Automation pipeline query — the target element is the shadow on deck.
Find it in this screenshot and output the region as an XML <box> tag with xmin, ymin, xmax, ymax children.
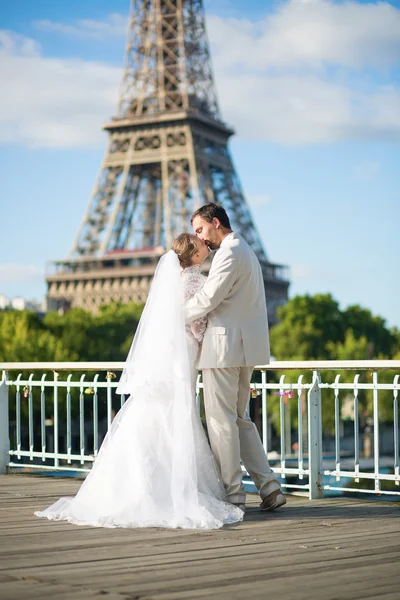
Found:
<box><xmin>1</xmin><ymin>474</ymin><xmax>399</xmax><ymax>600</ymax></box>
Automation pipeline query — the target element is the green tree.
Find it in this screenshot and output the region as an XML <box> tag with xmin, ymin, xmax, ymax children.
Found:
<box><xmin>89</xmin><ymin>301</ymin><xmax>143</xmax><ymax>360</ymax></box>
<box><xmin>0</xmin><ymin>310</ymin><xmax>72</xmax><ymax>425</ymax></box>
<box><xmin>43</xmin><ymin>301</ymin><xmax>143</xmax><ymax>361</ymax></box>
<box><xmin>0</xmin><ymin>310</ymin><xmax>69</xmax><ymax>362</ymax></box>
<box><xmin>270</xmin><ymin>293</ymin><xmax>344</xmax><ymax>360</ymax></box>
<box><xmin>342</xmin><ymin>305</ymin><xmax>398</xmax><ymax>358</ymax></box>
<box><xmin>268</xmin><ymin>295</ymin><xmax>398</xmax><ymax>433</ymax></box>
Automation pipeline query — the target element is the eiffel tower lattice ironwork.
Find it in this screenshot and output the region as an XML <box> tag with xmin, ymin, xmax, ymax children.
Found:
<box><xmin>46</xmin><ymin>0</ymin><xmax>289</xmax><ymax>322</ymax></box>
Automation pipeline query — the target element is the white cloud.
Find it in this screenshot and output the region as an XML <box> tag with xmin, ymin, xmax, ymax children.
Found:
<box><xmin>0</xmin><ymin>264</ymin><xmax>43</xmax><ymax>284</ymax></box>
<box><xmin>33</xmin><ymin>14</ymin><xmax>128</xmax><ymax>40</ymax></box>
<box><xmin>208</xmin><ymin>0</ymin><xmax>400</xmax><ymax>70</ymax></box>
<box><xmin>1</xmin><ymin>1</ymin><xmax>400</xmax><ymax>149</ymax></box>
<box><xmin>0</xmin><ymin>30</ymin><xmax>121</xmax><ymax>148</ymax></box>
<box><xmin>0</xmin><ymin>30</ymin><xmax>41</xmax><ymax>57</ymax></box>
<box><xmin>215</xmin><ymin>71</ymin><xmax>400</xmax><ymax>144</ymax></box>
<box><xmin>30</xmin><ymin>2</ymin><xmax>400</xmax><ymax>70</ymax></box>
<box><xmin>206</xmin><ymin>0</ymin><xmax>400</xmax><ymax>145</ymax></box>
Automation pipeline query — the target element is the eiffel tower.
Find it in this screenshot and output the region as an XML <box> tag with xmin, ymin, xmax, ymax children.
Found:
<box><xmin>46</xmin><ymin>0</ymin><xmax>289</xmax><ymax>323</ymax></box>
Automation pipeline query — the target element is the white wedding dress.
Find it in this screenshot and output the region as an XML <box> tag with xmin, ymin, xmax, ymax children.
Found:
<box><xmin>35</xmin><ymin>251</ymin><xmax>243</xmax><ymax>530</ymax></box>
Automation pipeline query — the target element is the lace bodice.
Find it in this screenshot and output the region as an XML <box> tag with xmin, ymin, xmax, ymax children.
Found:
<box><xmin>181</xmin><ymin>265</ymin><xmax>208</xmax><ymax>343</ymax></box>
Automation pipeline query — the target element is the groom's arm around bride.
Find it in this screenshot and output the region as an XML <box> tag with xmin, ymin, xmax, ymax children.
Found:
<box><xmin>184</xmin><ymin>203</ymin><xmax>286</xmax><ymax>512</ymax></box>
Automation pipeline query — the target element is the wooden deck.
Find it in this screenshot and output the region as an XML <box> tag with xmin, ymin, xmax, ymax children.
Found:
<box><xmin>1</xmin><ymin>474</ymin><xmax>399</xmax><ymax>600</ymax></box>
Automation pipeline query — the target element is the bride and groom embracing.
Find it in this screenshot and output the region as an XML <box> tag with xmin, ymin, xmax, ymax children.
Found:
<box><xmin>35</xmin><ymin>203</ymin><xmax>286</xmax><ymax>530</ymax></box>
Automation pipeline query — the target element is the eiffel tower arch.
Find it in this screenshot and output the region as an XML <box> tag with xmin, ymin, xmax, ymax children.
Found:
<box><xmin>46</xmin><ymin>0</ymin><xmax>289</xmax><ymax>323</ymax></box>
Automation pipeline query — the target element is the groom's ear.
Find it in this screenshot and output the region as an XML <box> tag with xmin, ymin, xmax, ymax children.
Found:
<box><xmin>213</xmin><ymin>217</ymin><xmax>221</xmax><ymax>229</ymax></box>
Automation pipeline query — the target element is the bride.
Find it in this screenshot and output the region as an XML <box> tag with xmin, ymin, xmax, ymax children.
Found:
<box><xmin>35</xmin><ymin>234</ymin><xmax>244</xmax><ymax>530</ymax></box>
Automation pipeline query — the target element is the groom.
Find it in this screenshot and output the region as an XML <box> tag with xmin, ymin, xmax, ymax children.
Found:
<box><xmin>184</xmin><ymin>203</ymin><xmax>286</xmax><ymax>512</ymax></box>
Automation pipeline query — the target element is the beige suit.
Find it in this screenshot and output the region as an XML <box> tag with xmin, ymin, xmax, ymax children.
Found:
<box><xmin>185</xmin><ymin>232</ymin><xmax>280</xmax><ymax>504</ymax></box>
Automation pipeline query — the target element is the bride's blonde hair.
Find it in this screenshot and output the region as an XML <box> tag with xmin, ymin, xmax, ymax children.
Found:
<box><xmin>172</xmin><ymin>233</ymin><xmax>197</xmax><ymax>269</ymax></box>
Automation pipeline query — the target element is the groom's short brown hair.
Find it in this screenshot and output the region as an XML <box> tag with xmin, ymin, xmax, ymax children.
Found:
<box><xmin>191</xmin><ymin>203</ymin><xmax>231</xmax><ymax>229</ymax></box>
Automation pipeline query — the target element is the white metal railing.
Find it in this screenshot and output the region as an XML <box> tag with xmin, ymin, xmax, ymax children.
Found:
<box><xmin>1</xmin><ymin>361</ymin><xmax>399</xmax><ymax>499</ymax></box>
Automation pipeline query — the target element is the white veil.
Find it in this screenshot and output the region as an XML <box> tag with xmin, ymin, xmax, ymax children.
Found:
<box><xmin>116</xmin><ymin>249</ymin><xmax>200</xmax><ymax>517</ymax></box>
<box><xmin>117</xmin><ymin>250</ymin><xmax>188</xmax><ymax>399</ymax></box>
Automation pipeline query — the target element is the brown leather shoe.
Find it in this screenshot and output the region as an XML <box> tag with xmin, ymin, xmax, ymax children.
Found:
<box><xmin>260</xmin><ymin>490</ymin><xmax>287</xmax><ymax>511</ymax></box>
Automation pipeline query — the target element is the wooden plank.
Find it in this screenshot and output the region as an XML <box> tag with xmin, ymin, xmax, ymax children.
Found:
<box><xmin>0</xmin><ymin>578</ymin><xmax>126</xmax><ymax>600</ymax></box>
<box><xmin>0</xmin><ymin>475</ymin><xmax>399</xmax><ymax>600</ymax></box>
<box><xmin>2</xmin><ymin>526</ymin><xmax>400</xmax><ymax>569</ymax></box>
<box><xmin>3</xmin><ymin>542</ymin><xmax>399</xmax><ymax>593</ymax></box>
<box><xmin>2</xmin><ymin>525</ymin><xmax>398</xmax><ymax>561</ymax></box>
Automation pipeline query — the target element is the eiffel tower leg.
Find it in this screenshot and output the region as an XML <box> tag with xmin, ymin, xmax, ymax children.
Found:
<box><xmin>187</xmin><ymin>130</ymin><xmax>202</xmax><ymax>210</ymax></box>
<box><xmin>202</xmin><ymin>169</ymin><xmax>215</xmax><ymax>204</ymax></box>
<box><xmin>69</xmin><ymin>165</ymin><xmax>123</xmax><ymax>257</ymax></box>
<box><xmin>112</xmin><ymin>162</ymin><xmax>162</xmax><ymax>251</ymax></box>
<box><xmin>99</xmin><ymin>162</ymin><xmax>132</xmax><ymax>255</ymax></box>
<box><xmin>154</xmin><ymin>184</ymin><xmax>162</xmax><ymax>246</ymax></box>
<box><xmin>116</xmin><ymin>171</ymin><xmax>141</xmax><ymax>248</ymax></box>
<box><xmin>167</xmin><ymin>156</ymin><xmax>200</xmax><ymax>240</ymax></box>
<box><xmin>222</xmin><ymin>167</ymin><xmax>265</xmax><ymax>255</ymax></box>
<box><xmin>161</xmin><ymin>157</ymin><xmax>172</xmax><ymax>248</ymax></box>
<box><xmin>68</xmin><ymin>157</ymin><xmax>105</xmax><ymax>259</ymax></box>
<box><xmin>69</xmin><ymin>156</ymin><xmax>118</xmax><ymax>257</ymax></box>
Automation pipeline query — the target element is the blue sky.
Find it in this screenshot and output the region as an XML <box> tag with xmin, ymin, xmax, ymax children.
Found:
<box><xmin>0</xmin><ymin>0</ymin><xmax>399</xmax><ymax>328</ymax></box>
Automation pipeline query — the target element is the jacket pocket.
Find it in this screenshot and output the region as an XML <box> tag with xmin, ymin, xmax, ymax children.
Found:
<box><xmin>207</xmin><ymin>326</ymin><xmax>226</xmax><ymax>335</ymax></box>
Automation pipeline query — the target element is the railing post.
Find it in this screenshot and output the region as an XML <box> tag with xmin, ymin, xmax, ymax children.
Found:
<box><xmin>308</xmin><ymin>370</ymin><xmax>323</xmax><ymax>499</ymax></box>
<box><xmin>0</xmin><ymin>371</ymin><xmax>10</xmax><ymax>474</ymax></box>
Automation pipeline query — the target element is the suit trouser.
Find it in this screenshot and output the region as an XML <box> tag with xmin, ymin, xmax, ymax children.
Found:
<box><xmin>202</xmin><ymin>366</ymin><xmax>280</xmax><ymax>504</ymax></box>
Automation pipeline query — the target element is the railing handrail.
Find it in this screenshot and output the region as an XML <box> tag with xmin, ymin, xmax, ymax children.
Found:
<box><xmin>1</xmin><ymin>360</ymin><xmax>400</xmax><ymax>371</ymax></box>
<box><xmin>2</xmin><ymin>360</ymin><xmax>399</xmax><ymax>497</ymax></box>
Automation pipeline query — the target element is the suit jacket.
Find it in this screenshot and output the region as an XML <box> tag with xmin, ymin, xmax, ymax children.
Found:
<box><xmin>184</xmin><ymin>232</ymin><xmax>270</xmax><ymax>369</ymax></box>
